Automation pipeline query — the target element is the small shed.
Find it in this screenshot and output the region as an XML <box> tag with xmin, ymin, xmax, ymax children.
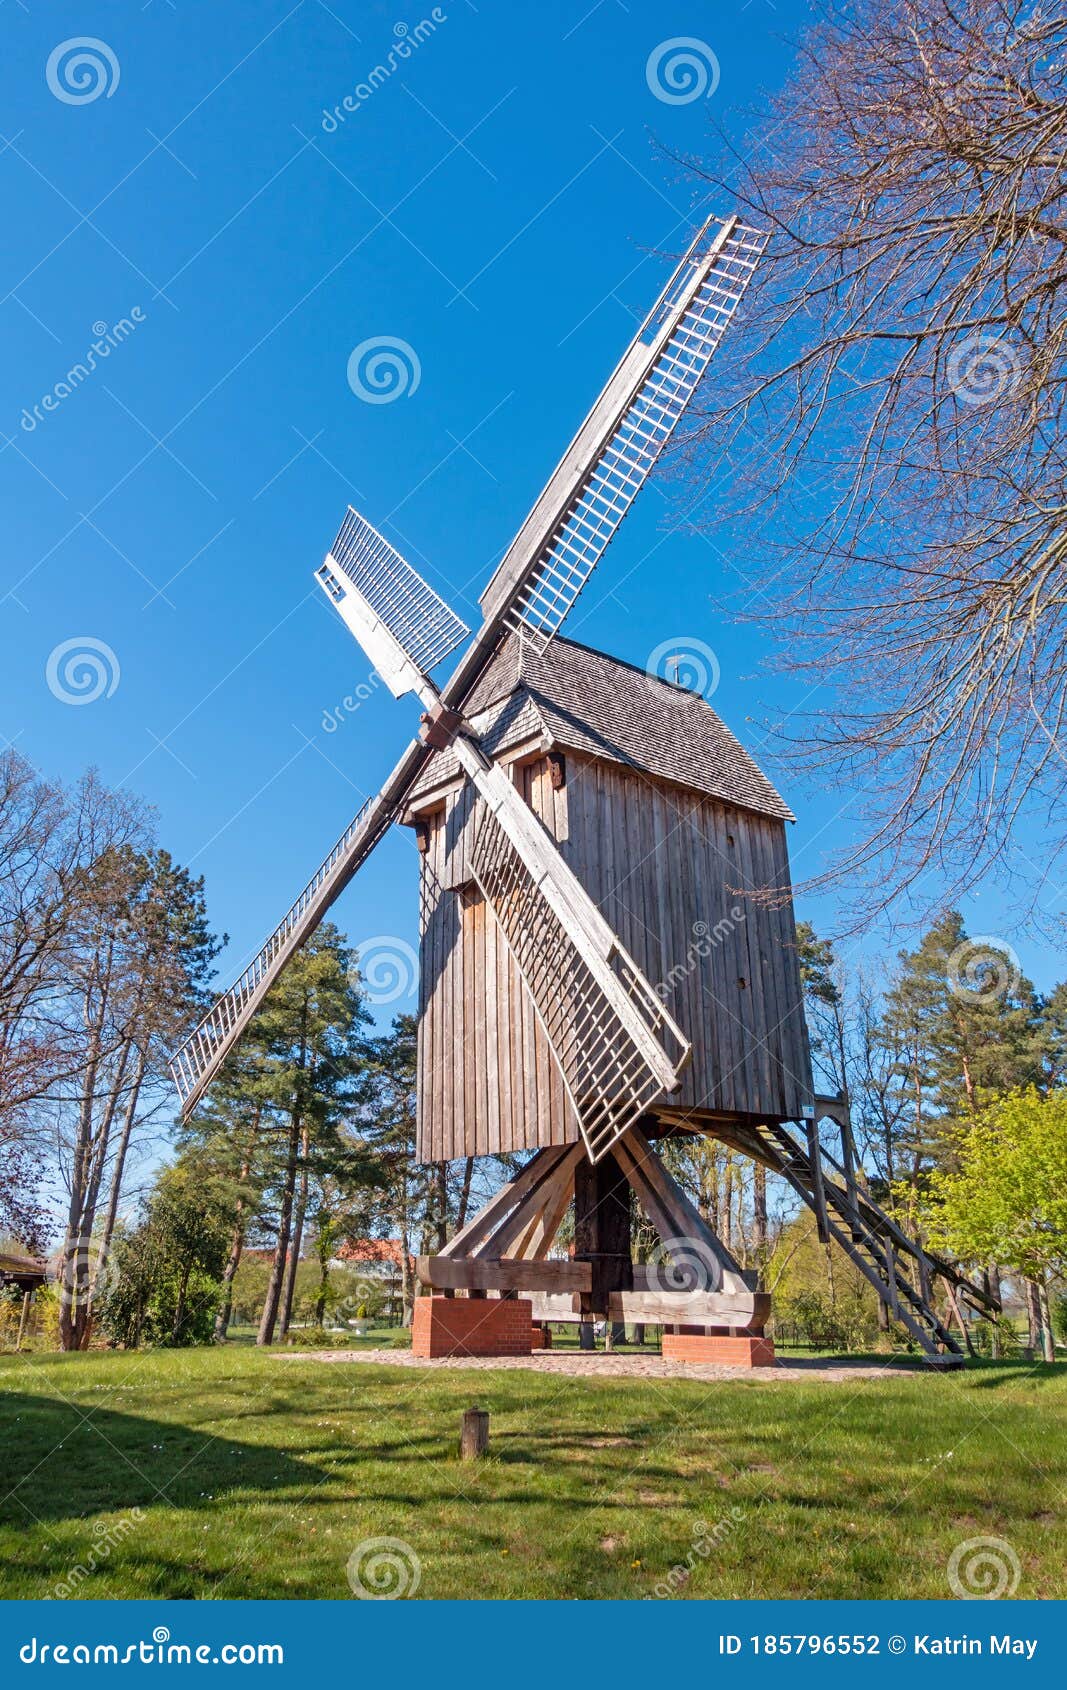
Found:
<box><xmin>404</xmin><ymin>636</ymin><xmax>813</xmax><ymax>1163</ymax></box>
<box><xmin>1</xmin><ymin>1250</ymin><xmax>50</xmax><ymax>1350</ymax></box>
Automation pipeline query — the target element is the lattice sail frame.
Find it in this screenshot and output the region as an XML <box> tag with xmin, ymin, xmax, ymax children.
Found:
<box><xmin>317</xmin><ymin>507</ymin><xmax>469</xmax><ymax>697</ymax></box>
<box><xmin>169</xmin><ymin>794</ymin><xmax>395</xmax><ymax>1112</ymax></box>
<box><xmin>468</xmin><ymin>796</ymin><xmax>690</xmax><ymax>1163</ymax></box>
<box><xmin>500</xmin><ymin>220</ymin><xmax>768</xmax><ymax>649</ymax></box>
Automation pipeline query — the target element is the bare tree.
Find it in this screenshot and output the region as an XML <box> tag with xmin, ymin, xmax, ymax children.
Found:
<box><xmin>0</xmin><ymin>753</ymin><xmax>146</xmax><ymax>1138</ymax></box>
<box><xmin>0</xmin><ymin>755</ymin><xmax>148</xmax><ymax>1250</ymax></box>
<box><xmin>681</xmin><ymin>0</ymin><xmax>1067</xmax><ymax>919</ymax></box>
<box><xmin>52</xmin><ymin>845</ymin><xmax>219</xmax><ymax>1348</ymax></box>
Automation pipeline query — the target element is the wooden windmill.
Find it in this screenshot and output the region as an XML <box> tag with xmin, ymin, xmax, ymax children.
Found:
<box><xmin>170</xmin><ymin>217</ymin><xmax>993</xmax><ymax>1364</ymax></box>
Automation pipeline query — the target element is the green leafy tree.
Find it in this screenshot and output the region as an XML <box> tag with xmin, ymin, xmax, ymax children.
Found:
<box><xmin>1038</xmin><ymin>983</ymin><xmax>1067</xmax><ymax>1091</ymax></box>
<box><xmin>927</xmin><ymin>1089</ymin><xmax>1067</xmax><ymax>1363</ymax></box>
<box><xmin>361</xmin><ymin>1015</ymin><xmax>422</xmax><ymax>1324</ymax></box>
<box><xmin>101</xmin><ymin>1164</ymin><xmax>231</xmax><ymax>1348</ymax></box>
<box><xmin>795</xmin><ymin>921</ymin><xmax>848</xmax><ymax>1100</ymax></box>
<box><xmin>770</xmin><ymin>1212</ymin><xmax>883</xmax><ymax>1353</ymax></box>
<box><xmin>358</xmin><ymin>1016</ymin><xmax>489</xmax><ymax>1324</ymax></box>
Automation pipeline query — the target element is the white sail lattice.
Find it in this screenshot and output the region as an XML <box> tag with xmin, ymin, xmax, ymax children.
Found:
<box><xmin>503</xmin><ymin>221</ymin><xmax>767</xmax><ymax>649</ymax></box>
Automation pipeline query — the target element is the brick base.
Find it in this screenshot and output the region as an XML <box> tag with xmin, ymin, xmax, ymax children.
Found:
<box><xmin>530</xmin><ymin>1324</ymin><xmax>552</xmax><ymax>1350</ymax></box>
<box><xmin>661</xmin><ymin>1333</ymin><xmax>776</xmax><ymax>1368</ymax></box>
<box><xmin>411</xmin><ymin>1296</ymin><xmax>534</xmax><ymax>1358</ymax></box>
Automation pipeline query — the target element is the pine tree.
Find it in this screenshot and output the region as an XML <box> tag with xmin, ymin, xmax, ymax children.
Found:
<box><xmin>879</xmin><ymin>911</ymin><xmax>1042</xmax><ymax>1173</ymax></box>
<box><xmin>243</xmin><ymin>924</ymin><xmax>373</xmax><ymax>1346</ymax></box>
<box><xmin>1037</xmin><ymin>981</ymin><xmax>1067</xmax><ymax>1090</ymax></box>
<box><xmin>361</xmin><ymin>1015</ymin><xmax>422</xmax><ymax>1325</ymax></box>
<box><xmin>176</xmin><ymin>1059</ymin><xmax>265</xmax><ymax>1341</ymax></box>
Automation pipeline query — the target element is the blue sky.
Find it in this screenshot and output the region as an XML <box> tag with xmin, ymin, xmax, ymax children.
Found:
<box><xmin>2</xmin><ymin>0</ymin><xmax>1059</xmax><ymax>1034</ymax></box>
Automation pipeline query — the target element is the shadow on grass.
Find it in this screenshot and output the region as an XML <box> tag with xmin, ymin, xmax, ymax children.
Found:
<box><xmin>776</xmin><ymin>1353</ymin><xmax>1063</xmax><ymax>1384</ymax></box>
<box><xmin>962</xmin><ymin>1357</ymin><xmax>1063</xmax><ymax>1388</ymax></box>
<box><xmin>0</xmin><ymin>1393</ymin><xmax>327</xmax><ymax>1527</ymax></box>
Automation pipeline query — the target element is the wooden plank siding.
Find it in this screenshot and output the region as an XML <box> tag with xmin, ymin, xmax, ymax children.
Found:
<box><xmin>410</xmin><ymin>751</ymin><xmax>812</xmax><ymax>1162</ymax></box>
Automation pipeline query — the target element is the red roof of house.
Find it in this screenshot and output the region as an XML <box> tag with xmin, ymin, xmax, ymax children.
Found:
<box><xmin>338</xmin><ymin>1238</ymin><xmax>408</xmax><ymax>1267</ymax></box>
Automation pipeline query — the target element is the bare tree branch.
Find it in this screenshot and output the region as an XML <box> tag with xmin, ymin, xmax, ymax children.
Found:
<box><xmin>675</xmin><ymin>0</ymin><xmax>1067</xmax><ymax>923</ymax></box>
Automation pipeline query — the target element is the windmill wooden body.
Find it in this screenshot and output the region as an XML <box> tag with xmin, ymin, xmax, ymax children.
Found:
<box><xmin>170</xmin><ymin>217</ymin><xmax>994</xmax><ymax>1364</ymax></box>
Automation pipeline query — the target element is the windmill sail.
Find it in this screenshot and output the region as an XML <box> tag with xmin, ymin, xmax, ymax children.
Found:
<box><xmin>476</xmin><ymin>216</ymin><xmax>767</xmax><ymax>653</ymax></box>
<box><xmin>317</xmin><ymin>508</ymin><xmax>469</xmax><ymax>701</ymax></box>
<box><xmin>456</xmin><ymin>740</ymin><xmax>691</xmax><ymax>1163</ymax></box>
<box><xmin>169</xmin><ymin>739</ymin><xmax>427</xmax><ymax>1118</ymax></box>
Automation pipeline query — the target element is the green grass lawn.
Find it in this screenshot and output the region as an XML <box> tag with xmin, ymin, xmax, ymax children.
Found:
<box><xmin>0</xmin><ymin>1346</ymin><xmax>1061</xmax><ymax>1600</ymax></box>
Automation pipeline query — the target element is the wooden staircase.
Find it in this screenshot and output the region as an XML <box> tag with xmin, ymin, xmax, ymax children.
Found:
<box><xmin>730</xmin><ymin>1116</ymin><xmax>998</xmax><ymax>1360</ymax></box>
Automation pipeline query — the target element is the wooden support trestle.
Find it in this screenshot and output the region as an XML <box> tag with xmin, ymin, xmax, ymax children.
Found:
<box><xmin>414</xmin><ymin>1124</ymin><xmax>774</xmax><ymax>1362</ymax></box>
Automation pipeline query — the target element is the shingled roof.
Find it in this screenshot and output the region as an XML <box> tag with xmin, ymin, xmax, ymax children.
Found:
<box><xmin>411</xmin><ymin>635</ymin><xmax>793</xmax><ymax>821</ymax></box>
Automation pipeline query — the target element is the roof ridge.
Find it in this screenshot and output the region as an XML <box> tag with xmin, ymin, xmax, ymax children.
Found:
<box><xmin>523</xmin><ymin>632</ymin><xmax>704</xmax><ymax>697</ymax></box>
<box><xmin>438</xmin><ymin>632</ymin><xmax>794</xmax><ymax>822</ymax></box>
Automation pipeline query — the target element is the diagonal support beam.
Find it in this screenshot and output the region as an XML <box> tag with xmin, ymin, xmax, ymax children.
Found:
<box><xmin>613</xmin><ymin>1124</ymin><xmax>750</xmax><ymax>1297</ymax></box>
<box><xmin>436</xmin><ymin>1146</ymin><xmax>571</xmax><ymax>1259</ymax></box>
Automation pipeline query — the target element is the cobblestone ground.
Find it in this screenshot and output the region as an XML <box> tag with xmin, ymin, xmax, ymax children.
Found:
<box><xmin>277</xmin><ymin>1348</ymin><xmax>926</xmax><ymax>1383</ymax></box>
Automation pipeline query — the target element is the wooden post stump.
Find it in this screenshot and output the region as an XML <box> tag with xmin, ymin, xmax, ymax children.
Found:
<box><xmin>460</xmin><ymin>1406</ymin><xmax>490</xmax><ymax>1459</ymax></box>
